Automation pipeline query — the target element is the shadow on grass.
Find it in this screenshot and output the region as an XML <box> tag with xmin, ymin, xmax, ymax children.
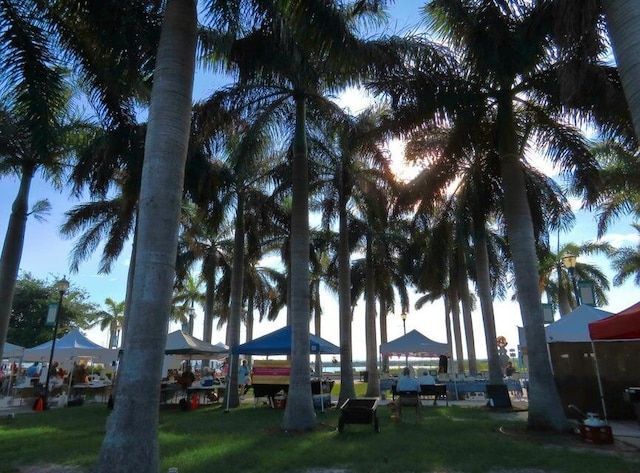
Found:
<box><xmin>1</xmin><ymin>402</ymin><xmax>638</xmax><ymax>473</ymax></box>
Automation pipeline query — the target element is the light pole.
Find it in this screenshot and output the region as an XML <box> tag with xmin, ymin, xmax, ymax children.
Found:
<box><xmin>401</xmin><ymin>311</ymin><xmax>408</xmax><ymax>366</ymax></box>
<box><xmin>43</xmin><ymin>277</ymin><xmax>69</xmax><ymax>409</ymax></box>
<box><xmin>562</xmin><ymin>253</ymin><xmax>580</xmax><ymax>306</ymax></box>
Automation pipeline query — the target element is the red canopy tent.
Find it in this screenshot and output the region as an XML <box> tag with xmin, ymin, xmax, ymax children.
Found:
<box><xmin>588</xmin><ymin>301</ymin><xmax>640</xmax><ymax>340</ymax></box>
<box><xmin>587</xmin><ymin>301</ymin><xmax>640</xmax><ymax>420</ymax></box>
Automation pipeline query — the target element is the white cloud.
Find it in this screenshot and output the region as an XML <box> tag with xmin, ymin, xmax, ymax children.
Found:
<box><xmin>598</xmin><ymin>231</ymin><xmax>640</xmax><ymax>248</ymax></box>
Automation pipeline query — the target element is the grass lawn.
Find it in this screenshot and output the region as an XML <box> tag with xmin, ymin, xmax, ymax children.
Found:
<box><xmin>0</xmin><ymin>396</ymin><xmax>637</xmax><ymax>473</ymax></box>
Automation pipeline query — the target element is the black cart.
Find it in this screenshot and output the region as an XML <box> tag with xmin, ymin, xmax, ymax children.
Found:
<box><xmin>338</xmin><ymin>398</ymin><xmax>379</xmax><ymax>433</ymax></box>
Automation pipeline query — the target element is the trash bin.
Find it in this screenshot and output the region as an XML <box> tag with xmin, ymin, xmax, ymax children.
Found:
<box><xmin>360</xmin><ymin>371</ymin><xmax>368</xmax><ymax>382</ymax></box>
<box><xmin>625</xmin><ymin>387</ymin><xmax>640</xmax><ymax>424</ymax></box>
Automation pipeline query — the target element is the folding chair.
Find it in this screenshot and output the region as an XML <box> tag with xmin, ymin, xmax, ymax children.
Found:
<box><xmin>396</xmin><ymin>390</ymin><xmax>421</xmax><ymax>421</ymax></box>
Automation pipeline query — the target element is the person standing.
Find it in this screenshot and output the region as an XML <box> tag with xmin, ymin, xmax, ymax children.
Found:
<box><xmin>238</xmin><ymin>359</ymin><xmax>251</xmax><ymax>397</ymax></box>
<box><xmin>26</xmin><ymin>362</ymin><xmax>40</xmax><ymax>378</ymax></box>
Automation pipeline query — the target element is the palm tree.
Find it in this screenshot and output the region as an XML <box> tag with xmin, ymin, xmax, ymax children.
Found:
<box><xmin>173</xmin><ymin>272</ymin><xmax>205</xmax><ymax>335</ymax></box>
<box><xmin>205</xmin><ymin>1</ymin><xmax>389</xmax><ymax>430</ymax></box>
<box><xmin>314</xmin><ymin>106</ymin><xmax>395</xmax><ymax>401</ymax></box>
<box><xmin>349</xmin><ymin>178</ymin><xmax>404</xmax><ymax>398</ymax></box>
<box><xmin>176</xmin><ymin>201</ymin><xmax>231</xmax><ymax>344</ymax></box>
<box><xmin>367</xmin><ymin>0</ymin><xmax>624</xmax><ymax>431</ymax></box>
<box><xmin>601</xmin><ymin>0</ymin><xmax>640</xmax><ymax>140</ymax></box>
<box><xmin>96</xmin><ymin>1</ymin><xmax>197</xmax><ymax>471</ymax></box>
<box><xmin>0</xmin><ymin>3</ymin><xmax>73</xmax><ymax>360</ymax></box>
<box><xmin>541</xmin><ymin>242</ymin><xmax>613</xmax><ymax>315</ymax></box>
<box><xmin>91</xmin><ymin>298</ymin><xmax>125</xmax><ymax>349</ymax></box>
<box><xmin>610</xmin><ymin>223</ymin><xmax>640</xmax><ymax>286</ymax></box>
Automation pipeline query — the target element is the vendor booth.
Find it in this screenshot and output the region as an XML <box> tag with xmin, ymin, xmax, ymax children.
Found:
<box><xmin>232</xmin><ymin>326</ymin><xmax>340</xmax><ymax>409</ymax></box>
<box><xmin>164</xmin><ymin>330</ymin><xmax>228</xmax><ymax>357</ymax></box>
<box><xmin>545</xmin><ymin>305</ymin><xmax>613</xmax><ymax>419</ymax></box>
<box><xmin>588</xmin><ymin>302</ymin><xmax>640</xmax><ymax>420</ymax></box>
<box><xmin>23</xmin><ymin>329</ymin><xmax>119</xmax><ymax>369</ymax></box>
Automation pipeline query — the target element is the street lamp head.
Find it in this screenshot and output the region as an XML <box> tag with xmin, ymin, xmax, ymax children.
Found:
<box><xmin>561</xmin><ymin>253</ymin><xmax>577</xmax><ymax>269</ymax></box>
<box><xmin>401</xmin><ymin>311</ymin><xmax>407</xmax><ymax>322</ymax></box>
<box><xmin>57</xmin><ymin>277</ymin><xmax>69</xmax><ymax>294</ymax></box>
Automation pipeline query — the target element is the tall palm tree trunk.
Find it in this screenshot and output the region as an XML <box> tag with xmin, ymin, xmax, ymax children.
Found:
<box><xmin>227</xmin><ymin>193</ymin><xmax>246</xmax><ymax>408</ymax></box>
<box><xmin>246</xmin><ymin>292</ymin><xmax>254</xmax><ymax>366</ymax></box>
<box><xmin>449</xmin><ymin>285</ymin><xmax>465</xmax><ymax>373</ymax></box>
<box><xmin>313</xmin><ymin>283</ymin><xmax>322</xmax><ymax>376</ymax></box>
<box><xmin>379</xmin><ymin>301</ymin><xmax>389</xmax><ymax>374</ymax></box>
<box><xmin>457</xmin><ymin>248</ymin><xmax>477</xmax><ymax>375</ymax></box>
<box><xmin>337</xmin><ymin>178</ymin><xmax>356</xmax><ymax>403</ymax></box>
<box><xmin>473</xmin><ymin>221</ymin><xmax>503</xmax><ymax>385</ymax></box>
<box><xmin>0</xmin><ymin>168</ymin><xmax>33</xmax><ymax>360</ymax></box>
<box><xmin>364</xmin><ymin>236</ymin><xmax>380</xmax><ymax>398</ymax></box>
<box><xmin>443</xmin><ymin>295</ymin><xmax>453</xmax><ymax>371</ymax></box>
<box><xmin>95</xmin><ymin>1</ymin><xmax>197</xmax><ymax>471</ymax></box>
<box><xmin>602</xmin><ymin>0</ymin><xmax>640</xmax><ymax>140</ymax></box>
<box><xmin>282</xmin><ymin>97</ymin><xmax>315</xmax><ymax>431</ymax></box>
<box><xmin>497</xmin><ymin>96</ymin><xmax>568</xmax><ymax>431</ymax></box>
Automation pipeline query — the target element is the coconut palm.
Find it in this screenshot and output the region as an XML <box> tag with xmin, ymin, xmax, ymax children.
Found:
<box><xmin>349</xmin><ymin>177</ymin><xmax>406</xmax><ymax>398</ymax></box>
<box><xmin>314</xmin><ymin>106</ymin><xmax>395</xmax><ymax>401</ymax></box>
<box><xmin>173</xmin><ymin>272</ymin><xmax>205</xmax><ymax>335</ymax></box>
<box><xmin>0</xmin><ymin>98</ymin><xmax>67</xmax><ymax>362</ymax></box>
<box><xmin>91</xmin><ymin>298</ymin><xmax>125</xmax><ymax>349</ymax></box>
<box><xmin>532</xmin><ymin>236</ymin><xmax>613</xmax><ymax>317</ymax></box>
<box><xmin>96</xmin><ymin>1</ymin><xmax>197</xmax><ymax>471</ymax></box>
<box><xmin>203</xmin><ymin>1</ymin><xmax>390</xmax><ymax>429</ymax></box>
<box><xmin>610</xmin><ymin>223</ymin><xmax>640</xmax><ymax>286</ymax></box>
<box><xmin>581</xmin><ymin>140</ymin><xmax>640</xmax><ymax>236</ymax></box>
<box><xmin>176</xmin><ymin>200</ymin><xmax>232</xmax><ymax>344</ymax></box>
<box><xmin>366</xmin><ymin>0</ymin><xmax>625</xmax><ymax>431</ymax></box>
<box><xmin>600</xmin><ymin>0</ymin><xmax>640</xmax><ymax>140</ymax></box>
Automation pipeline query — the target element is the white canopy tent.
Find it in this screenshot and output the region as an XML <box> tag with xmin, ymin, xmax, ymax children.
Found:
<box><xmin>3</xmin><ymin>342</ymin><xmax>24</xmax><ymax>359</ymax></box>
<box><xmin>22</xmin><ymin>329</ymin><xmax>119</xmax><ymax>369</ymax></box>
<box><xmin>546</xmin><ymin>305</ymin><xmax>613</xmax><ymax>343</ymax></box>
<box><xmin>164</xmin><ymin>330</ymin><xmax>228</xmax><ymax>358</ymax></box>
<box><xmin>545</xmin><ymin>305</ymin><xmax>613</xmax><ymax>420</ymax></box>
<box><xmin>2</xmin><ymin>342</ymin><xmax>25</xmax><ymax>396</ymax></box>
<box><xmin>380</xmin><ymin>329</ymin><xmax>451</xmax><ymax>357</ymax></box>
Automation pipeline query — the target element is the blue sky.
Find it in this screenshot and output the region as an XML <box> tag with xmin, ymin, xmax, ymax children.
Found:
<box><xmin>1</xmin><ymin>2</ymin><xmax>639</xmax><ymax>360</ymax></box>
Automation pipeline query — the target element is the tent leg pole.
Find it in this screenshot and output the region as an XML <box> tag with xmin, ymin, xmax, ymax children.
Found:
<box><xmin>224</xmin><ymin>356</ymin><xmax>234</xmax><ymax>412</ymax></box>
<box><xmin>590</xmin><ymin>341</ymin><xmax>608</xmax><ymax>422</ymax></box>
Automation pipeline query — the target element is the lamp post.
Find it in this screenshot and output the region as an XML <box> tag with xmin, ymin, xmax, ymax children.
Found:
<box><xmin>561</xmin><ymin>253</ymin><xmax>580</xmax><ymax>306</ymax></box>
<box><xmin>43</xmin><ymin>277</ymin><xmax>69</xmax><ymax>409</ymax></box>
<box><xmin>401</xmin><ymin>311</ymin><xmax>408</xmax><ymax>366</ymax></box>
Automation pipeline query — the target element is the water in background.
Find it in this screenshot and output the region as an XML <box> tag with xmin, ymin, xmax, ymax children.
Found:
<box><xmin>319</xmin><ymin>362</ymin><xmax>440</xmax><ymax>375</ymax></box>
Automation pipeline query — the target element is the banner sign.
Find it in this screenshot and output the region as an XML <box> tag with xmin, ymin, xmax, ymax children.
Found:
<box><xmin>252</xmin><ymin>360</ymin><xmax>290</xmax><ymax>384</ymax></box>
<box><xmin>46</xmin><ymin>303</ymin><xmax>58</xmax><ymax>327</ymax></box>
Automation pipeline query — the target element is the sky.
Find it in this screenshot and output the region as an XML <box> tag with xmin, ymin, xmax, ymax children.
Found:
<box><xmin>1</xmin><ymin>2</ymin><xmax>639</xmax><ymax>362</ymax></box>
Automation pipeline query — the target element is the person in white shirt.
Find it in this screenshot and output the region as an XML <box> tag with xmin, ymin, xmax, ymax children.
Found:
<box><xmin>418</xmin><ymin>371</ymin><xmax>436</xmax><ymax>385</ymax></box>
<box><xmin>395</xmin><ymin>367</ymin><xmax>421</xmax><ymax>420</ymax></box>
<box><xmin>396</xmin><ymin>367</ymin><xmax>420</xmax><ymax>392</ymax></box>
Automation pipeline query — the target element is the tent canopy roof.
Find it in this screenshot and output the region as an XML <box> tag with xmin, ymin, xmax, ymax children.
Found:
<box><xmin>3</xmin><ymin>342</ymin><xmax>24</xmax><ymax>359</ymax></box>
<box><xmin>233</xmin><ymin>326</ymin><xmax>340</xmax><ymax>355</ymax></box>
<box><xmin>164</xmin><ymin>330</ymin><xmax>228</xmax><ymax>356</ymax></box>
<box><xmin>380</xmin><ymin>329</ymin><xmax>450</xmax><ymax>356</ymax></box>
<box><xmin>589</xmin><ymin>301</ymin><xmax>640</xmax><ymax>340</ymax></box>
<box><xmin>23</xmin><ymin>329</ymin><xmax>118</xmax><ymax>362</ymax></box>
<box><xmin>546</xmin><ymin>305</ymin><xmax>613</xmax><ymax>343</ymax></box>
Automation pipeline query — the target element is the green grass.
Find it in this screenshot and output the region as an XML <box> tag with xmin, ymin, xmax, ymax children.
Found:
<box><xmin>0</xmin><ymin>401</ymin><xmax>637</xmax><ymax>473</ymax></box>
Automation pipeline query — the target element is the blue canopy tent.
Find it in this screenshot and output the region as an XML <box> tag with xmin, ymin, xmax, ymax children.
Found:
<box><xmin>229</xmin><ymin>326</ymin><xmax>339</xmax><ymax>411</ymax></box>
<box><xmin>232</xmin><ymin>325</ymin><xmax>340</xmax><ymax>355</ymax></box>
